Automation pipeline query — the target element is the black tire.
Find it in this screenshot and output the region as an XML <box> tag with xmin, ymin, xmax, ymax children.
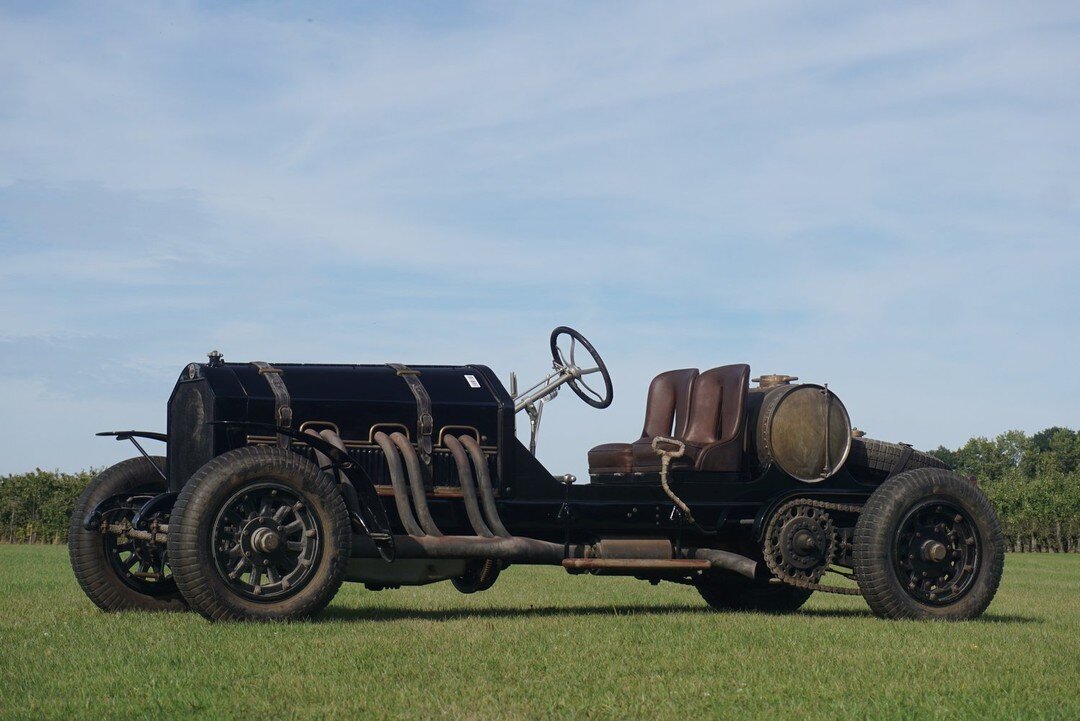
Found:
<box><xmin>847</xmin><ymin>437</ymin><xmax>949</xmax><ymax>481</ymax></box>
<box><xmin>853</xmin><ymin>468</ymin><xmax>1004</xmax><ymax>620</ymax></box>
<box><xmin>68</xmin><ymin>456</ymin><xmax>187</xmax><ymax>612</ymax></box>
<box><xmin>168</xmin><ymin>446</ymin><xmax>351</xmax><ymax>622</ymax></box>
<box><xmin>696</xmin><ymin>572</ymin><xmax>813</xmax><ymax>613</ymax></box>
<box><xmin>451</xmin><ymin>559</ymin><xmax>502</xmax><ymax>594</ymax></box>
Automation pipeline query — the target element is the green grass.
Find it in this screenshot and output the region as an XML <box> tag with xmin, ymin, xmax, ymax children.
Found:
<box><xmin>1</xmin><ymin>547</ymin><xmax>1077</xmax><ymax>720</ymax></box>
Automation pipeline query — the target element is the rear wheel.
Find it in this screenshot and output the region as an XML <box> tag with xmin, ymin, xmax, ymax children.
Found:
<box><xmin>695</xmin><ymin>572</ymin><xmax>813</xmax><ymax>613</ymax></box>
<box><xmin>168</xmin><ymin>447</ymin><xmax>351</xmax><ymax>621</ymax></box>
<box><xmin>451</xmin><ymin>559</ymin><xmax>502</xmax><ymax>594</ymax></box>
<box><xmin>853</xmin><ymin>468</ymin><xmax>1003</xmax><ymax>620</ymax></box>
<box><xmin>68</xmin><ymin>456</ymin><xmax>186</xmax><ymax>612</ymax></box>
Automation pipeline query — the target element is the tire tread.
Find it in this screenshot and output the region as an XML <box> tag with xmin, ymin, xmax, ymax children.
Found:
<box><xmin>168</xmin><ymin>446</ymin><xmax>350</xmax><ymax>622</ymax></box>
<box><xmin>853</xmin><ymin>468</ymin><xmax>1004</xmax><ymax>620</ymax></box>
<box><xmin>68</xmin><ymin>456</ymin><xmax>187</xmax><ymax>613</ymax></box>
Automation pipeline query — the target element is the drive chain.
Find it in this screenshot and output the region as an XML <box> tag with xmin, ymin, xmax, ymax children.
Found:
<box><xmin>764</xmin><ymin>498</ymin><xmax>864</xmax><ymax>596</ymax></box>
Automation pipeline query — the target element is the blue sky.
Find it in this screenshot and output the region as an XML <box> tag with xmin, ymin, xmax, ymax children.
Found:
<box><xmin>1</xmin><ymin>1</ymin><xmax>1078</xmax><ymax>478</ymax></box>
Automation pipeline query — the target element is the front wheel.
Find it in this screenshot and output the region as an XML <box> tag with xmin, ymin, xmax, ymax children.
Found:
<box><xmin>853</xmin><ymin>468</ymin><xmax>1004</xmax><ymax>620</ymax></box>
<box><xmin>167</xmin><ymin>446</ymin><xmax>351</xmax><ymax>621</ymax></box>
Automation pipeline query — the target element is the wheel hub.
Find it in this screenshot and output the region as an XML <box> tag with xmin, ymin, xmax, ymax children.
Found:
<box><xmin>211</xmin><ymin>484</ymin><xmax>321</xmax><ymax>601</ymax></box>
<box><xmin>921</xmin><ymin>539</ymin><xmax>948</xmax><ymax>563</ymax></box>
<box><xmin>251</xmin><ymin>526</ymin><xmax>282</xmax><ymax>554</ymax></box>
<box><xmin>894</xmin><ymin>501</ymin><xmax>980</xmax><ymax>605</ymax></box>
<box><xmin>101</xmin><ymin>494</ymin><xmax>176</xmax><ymax>596</ymax></box>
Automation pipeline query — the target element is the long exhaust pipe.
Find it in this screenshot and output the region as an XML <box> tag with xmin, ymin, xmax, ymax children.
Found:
<box><xmin>390</xmin><ymin>431</ymin><xmax>443</xmax><ymax>537</ymax></box>
<box><xmin>372</xmin><ymin>431</ymin><xmax>425</xmax><ymax>537</ymax></box>
<box><xmin>349</xmin><ymin>535</ymin><xmax>758</xmax><ymax>579</ymax></box>
<box><xmin>443</xmin><ymin>435</ymin><xmax>494</xmax><ymax>538</ymax></box>
<box><xmin>459</xmin><ymin>435</ymin><xmax>510</xmax><ymax>537</ymax></box>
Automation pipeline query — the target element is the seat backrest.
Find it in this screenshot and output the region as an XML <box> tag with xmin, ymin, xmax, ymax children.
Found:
<box><xmin>683</xmin><ymin>364</ymin><xmax>750</xmax><ymax>445</ymax></box>
<box><xmin>640</xmin><ymin>368</ymin><xmax>699</xmax><ymax>439</ymax></box>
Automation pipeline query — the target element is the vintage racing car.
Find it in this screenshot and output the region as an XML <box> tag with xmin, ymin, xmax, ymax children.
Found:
<box><xmin>69</xmin><ymin>327</ymin><xmax>1004</xmax><ymax>621</ymax></box>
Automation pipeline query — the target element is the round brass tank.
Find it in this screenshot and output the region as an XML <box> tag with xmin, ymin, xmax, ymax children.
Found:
<box><xmin>747</xmin><ymin>383</ymin><xmax>852</xmax><ymax>483</ymax></box>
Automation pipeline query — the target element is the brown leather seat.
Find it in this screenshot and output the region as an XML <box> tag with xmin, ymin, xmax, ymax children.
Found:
<box><xmin>587</xmin><ymin>364</ymin><xmax>750</xmax><ymax>478</ymax></box>
<box><xmin>678</xmin><ymin>364</ymin><xmax>750</xmax><ymax>472</ymax></box>
<box><xmin>587</xmin><ymin>368</ymin><xmax>698</xmax><ymax>475</ymax></box>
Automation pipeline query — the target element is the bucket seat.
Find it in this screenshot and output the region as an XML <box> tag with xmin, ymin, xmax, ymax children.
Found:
<box><xmin>587</xmin><ymin>368</ymin><xmax>697</xmax><ymax>476</ymax></box>
<box><xmin>587</xmin><ymin>364</ymin><xmax>750</xmax><ymax>478</ymax></box>
<box><xmin>678</xmin><ymin>363</ymin><xmax>750</xmax><ymax>472</ymax></box>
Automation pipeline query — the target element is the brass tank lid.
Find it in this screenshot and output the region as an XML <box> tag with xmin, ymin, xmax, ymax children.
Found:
<box><xmin>752</xmin><ymin>374</ymin><xmax>799</xmax><ymax>388</ymax></box>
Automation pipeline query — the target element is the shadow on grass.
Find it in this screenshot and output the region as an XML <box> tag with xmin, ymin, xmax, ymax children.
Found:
<box><xmin>318</xmin><ymin>603</ymin><xmax>716</xmax><ymax>623</ymax></box>
<box><xmin>796</xmin><ymin>607</ymin><xmax>1037</xmax><ymax>624</ymax></box>
<box><xmin>319</xmin><ymin>603</ymin><xmax>1038</xmax><ymax>624</ymax></box>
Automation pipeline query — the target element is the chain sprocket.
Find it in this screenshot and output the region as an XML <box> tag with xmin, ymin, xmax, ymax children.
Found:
<box><xmin>763</xmin><ymin>498</ymin><xmax>863</xmax><ymax>596</ymax></box>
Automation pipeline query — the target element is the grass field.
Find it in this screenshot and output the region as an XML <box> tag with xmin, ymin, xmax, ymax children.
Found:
<box><xmin>1</xmin><ymin>546</ymin><xmax>1077</xmax><ymax>720</ymax></box>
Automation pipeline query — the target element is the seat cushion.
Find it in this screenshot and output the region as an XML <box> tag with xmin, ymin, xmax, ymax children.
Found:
<box><xmin>695</xmin><ymin>437</ymin><xmax>743</xmax><ymax>473</ymax></box>
<box><xmin>588</xmin><ymin>442</ymin><xmax>633</xmax><ymax>475</ymax></box>
<box><xmin>630</xmin><ymin>437</ymin><xmax>694</xmax><ymax>473</ymax></box>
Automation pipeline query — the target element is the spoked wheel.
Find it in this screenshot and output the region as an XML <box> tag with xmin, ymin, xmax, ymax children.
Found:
<box><xmin>695</xmin><ymin>571</ymin><xmax>813</xmax><ymax>614</ymax></box>
<box><xmin>210</xmin><ymin>483</ymin><xmax>323</xmax><ymax>600</ymax></box>
<box><xmin>854</xmin><ymin>468</ymin><xmax>1004</xmax><ymax>620</ymax></box>
<box><xmin>105</xmin><ymin>502</ymin><xmax>174</xmax><ymax>593</ymax></box>
<box><xmin>168</xmin><ymin>446</ymin><xmax>351</xmax><ymax>621</ymax></box>
<box><xmin>68</xmin><ymin>456</ymin><xmax>187</xmax><ymax>612</ymax></box>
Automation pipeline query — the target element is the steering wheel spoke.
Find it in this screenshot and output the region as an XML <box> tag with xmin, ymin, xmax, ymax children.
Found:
<box><xmin>549</xmin><ymin>326</ymin><xmax>613</xmax><ymax>409</ymax></box>
<box><xmin>579</xmin><ymin>381</ymin><xmax>604</xmax><ymax>402</ymax></box>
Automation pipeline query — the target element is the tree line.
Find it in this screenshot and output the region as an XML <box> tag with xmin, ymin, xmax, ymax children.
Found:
<box><xmin>929</xmin><ymin>427</ymin><xmax>1080</xmax><ymax>553</ymax></box>
<box><xmin>2</xmin><ymin>428</ymin><xmax>1078</xmax><ymax>550</ymax></box>
<box><xmin>1</xmin><ymin>468</ymin><xmax>97</xmax><ymax>544</ymax></box>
